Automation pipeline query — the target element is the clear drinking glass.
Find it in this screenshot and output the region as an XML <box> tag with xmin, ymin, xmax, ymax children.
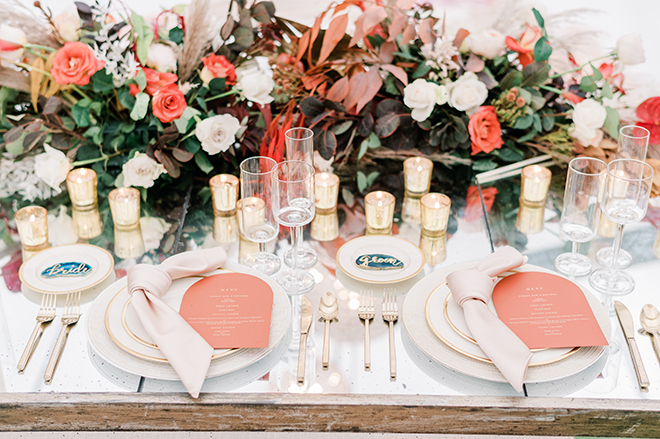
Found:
<box><xmin>596</xmin><ymin>125</ymin><xmax>650</xmax><ymax>269</ymax></box>
<box><xmin>589</xmin><ymin>159</ymin><xmax>654</xmax><ymax>295</ymax></box>
<box><xmin>284</xmin><ymin>127</ymin><xmax>318</xmax><ymax>270</ymax></box>
<box><xmin>554</xmin><ymin>157</ymin><xmax>606</xmax><ymax>276</ymax></box>
<box><xmin>239</xmin><ymin>156</ymin><xmax>281</xmax><ymax>275</ymax></box>
<box><xmin>273</xmin><ymin>160</ymin><xmax>316</xmax><ymax>295</ymax></box>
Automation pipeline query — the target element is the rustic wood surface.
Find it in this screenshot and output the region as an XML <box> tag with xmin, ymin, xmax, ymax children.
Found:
<box><xmin>1</xmin><ymin>393</ymin><xmax>660</xmax><ymax>437</ymax></box>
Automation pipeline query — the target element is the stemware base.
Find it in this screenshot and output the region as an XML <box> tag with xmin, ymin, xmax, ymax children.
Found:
<box><xmin>588</xmin><ymin>268</ymin><xmax>635</xmax><ymax>296</ymax></box>
<box><xmin>595</xmin><ymin>247</ymin><xmax>632</xmax><ymax>269</ymax></box>
<box><xmin>283</xmin><ymin>248</ymin><xmax>318</xmax><ymax>270</ymax></box>
<box><xmin>554</xmin><ymin>252</ymin><xmax>592</xmax><ymax>277</ymax></box>
<box><xmin>243</xmin><ymin>252</ymin><xmax>281</xmax><ymax>276</ymax></box>
<box><xmin>277</xmin><ymin>270</ymin><xmax>315</xmax><ymax>296</ymax></box>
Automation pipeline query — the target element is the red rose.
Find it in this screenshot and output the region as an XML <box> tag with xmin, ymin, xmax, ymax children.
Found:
<box><xmin>636</xmin><ymin>96</ymin><xmax>660</xmax><ymax>144</ymax></box>
<box><xmin>143</xmin><ymin>67</ymin><xmax>178</xmax><ymax>96</ymax></box>
<box><xmin>468</xmin><ymin>106</ymin><xmax>503</xmax><ymax>155</ymax></box>
<box><xmin>51</xmin><ymin>42</ymin><xmax>105</xmax><ymax>86</ymax></box>
<box><xmin>152</xmin><ymin>84</ymin><xmax>186</xmax><ymax>123</ymax></box>
<box><xmin>200</xmin><ymin>54</ymin><xmax>236</xmax><ymax>85</ymax></box>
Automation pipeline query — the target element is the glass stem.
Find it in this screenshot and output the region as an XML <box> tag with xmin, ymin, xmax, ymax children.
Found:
<box><xmin>610</xmin><ymin>223</ymin><xmax>625</xmax><ymax>272</ymax></box>
<box><xmin>258</xmin><ymin>242</ymin><xmax>267</xmax><ymax>253</ymax></box>
<box><xmin>294</xmin><ymin>226</ymin><xmax>303</xmax><ymax>254</ymax></box>
<box><xmin>572</xmin><ymin>241</ymin><xmax>579</xmax><ymax>257</ymax></box>
<box><xmin>290</xmin><ymin>226</ymin><xmax>300</xmax><ymax>276</ymax></box>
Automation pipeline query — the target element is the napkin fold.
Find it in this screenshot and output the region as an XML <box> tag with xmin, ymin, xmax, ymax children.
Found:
<box><xmin>127</xmin><ymin>247</ymin><xmax>227</xmax><ymax>398</ymax></box>
<box><xmin>446</xmin><ymin>246</ymin><xmax>532</xmax><ymax>392</ymax></box>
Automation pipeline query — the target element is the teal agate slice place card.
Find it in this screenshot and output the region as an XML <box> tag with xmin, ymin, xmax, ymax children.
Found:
<box><xmin>355</xmin><ymin>254</ymin><xmax>405</xmax><ymax>271</ymax></box>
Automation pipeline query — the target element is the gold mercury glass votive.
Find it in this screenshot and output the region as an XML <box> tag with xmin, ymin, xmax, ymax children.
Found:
<box><xmin>114</xmin><ymin>226</ymin><xmax>145</xmax><ymax>259</ymax></box>
<box><xmin>72</xmin><ymin>206</ymin><xmax>103</xmax><ymax>239</ymax></box>
<box><xmin>516</xmin><ymin>202</ymin><xmax>545</xmax><ymax>235</ymax></box>
<box><xmin>315</xmin><ymin>172</ymin><xmax>340</xmax><ymax>214</ymax></box>
<box><xmin>66</xmin><ymin>168</ymin><xmax>97</xmax><ymax>209</ymax></box>
<box><xmin>109</xmin><ymin>187</ymin><xmax>140</xmax><ymax>230</ymax></box>
<box><xmin>419</xmin><ymin>233</ymin><xmax>447</xmax><ymax>265</ymax></box>
<box><xmin>213</xmin><ymin>215</ymin><xmax>239</xmax><ymax>244</ymax></box>
<box><xmin>15</xmin><ymin>206</ymin><xmax>49</xmax><ymax>255</ymax></box>
<box><xmin>401</xmin><ymin>196</ymin><xmax>421</xmax><ymax>225</ymax></box>
<box><xmin>597</xmin><ymin>211</ymin><xmax>616</xmax><ymax>238</ymax></box>
<box><xmin>420</xmin><ymin>193</ymin><xmax>451</xmax><ymax>237</ymax></box>
<box><xmin>365</xmin><ymin>191</ymin><xmax>395</xmax><ymax>235</ymax></box>
<box><xmin>238</xmin><ymin>197</ymin><xmax>266</xmax><ymax>236</ymax></box>
<box><xmin>520</xmin><ymin>165</ymin><xmax>552</xmax><ymax>206</ymax></box>
<box><xmin>311</xmin><ymin>212</ymin><xmax>339</xmax><ymax>241</ymax></box>
<box><xmin>404</xmin><ymin>157</ymin><xmax>433</xmax><ymax>197</ymax></box>
<box><xmin>210</xmin><ymin>174</ymin><xmax>239</xmax><ymax>217</ymax></box>
<box><xmin>239</xmin><ymin>234</ymin><xmax>260</xmax><ymax>264</ymax></box>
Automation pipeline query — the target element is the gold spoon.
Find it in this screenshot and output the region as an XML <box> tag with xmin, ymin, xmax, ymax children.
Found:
<box><xmin>639</xmin><ymin>304</ymin><xmax>660</xmax><ymax>364</ymax></box>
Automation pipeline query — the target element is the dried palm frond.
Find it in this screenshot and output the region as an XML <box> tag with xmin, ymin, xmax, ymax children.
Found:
<box><xmin>178</xmin><ymin>0</ymin><xmax>222</xmax><ymax>83</ymax></box>
<box><xmin>0</xmin><ymin>66</ymin><xmax>29</xmax><ymax>93</ymax></box>
<box><xmin>0</xmin><ymin>0</ymin><xmax>61</xmax><ymax>50</ymax></box>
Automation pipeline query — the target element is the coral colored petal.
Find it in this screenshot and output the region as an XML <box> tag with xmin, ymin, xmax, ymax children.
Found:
<box><xmin>638</xmin><ymin>123</ymin><xmax>660</xmax><ymax>144</ymax></box>
<box><xmin>0</xmin><ymin>39</ymin><xmax>23</xmax><ymax>51</ymax></box>
<box><xmin>562</xmin><ymin>92</ymin><xmax>584</xmax><ymax>104</ymax></box>
<box><xmin>505</xmin><ymin>36</ymin><xmax>526</xmax><ymax>53</ymax></box>
<box><xmin>636</xmin><ymin>97</ymin><xmax>660</xmax><ymax>124</ymax></box>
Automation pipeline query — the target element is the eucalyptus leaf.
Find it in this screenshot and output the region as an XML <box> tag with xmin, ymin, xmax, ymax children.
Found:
<box><xmin>194</xmin><ymin>151</ymin><xmax>213</xmax><ymax>174</ymax></box>
<box><xmin>342</xmin><ymin>188</ymin><xmax>355</xmax><ymax>207</ymax></box>
<box><xmin>603</xmin><ymin>106</ymin><xmax>620</xmax><ymax>139</ymax></box>
<box><xmin>130</xmin><ymin>92</ymin><xmax>149</xmax><ymax>121</ymax></box>
<box><xmin>472</xmin><ymin>159</ymin><xmax>498</xmax><ymax>171</ymax></box>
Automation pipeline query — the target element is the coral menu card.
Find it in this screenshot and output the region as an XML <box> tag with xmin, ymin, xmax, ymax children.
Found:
<box><xmin>492</xmin><ymin>272</ymin><xmax>607</xmax><ymax>349</ymax></box>
<box><xmin>179</xmin><ymin>273</ymin><xmax>273</xmax><ymax>349</ymax></box>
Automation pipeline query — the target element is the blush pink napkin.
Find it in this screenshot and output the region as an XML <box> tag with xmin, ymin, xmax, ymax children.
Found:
<box><xmin>446</xmin><ymin>246</ymin><xmax>532</xmax><ymax>393</ymax></box>
<box><xmin>127</xmin><ymin>247</ymin><xmax>227</xmax><ymax>398</ymax></box>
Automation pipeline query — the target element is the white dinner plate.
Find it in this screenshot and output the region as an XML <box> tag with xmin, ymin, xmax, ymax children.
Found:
<box><xmin>335</xmin><ymin>235</ymin><xmax>425</xmax><ymax>284</ymax></box>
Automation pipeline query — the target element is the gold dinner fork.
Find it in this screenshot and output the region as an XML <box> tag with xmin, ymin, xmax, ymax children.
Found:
<box><xmin>17</xmin><ymin>293</ymin><xmax>57</xmax><ymax>372</ymax></box>
<box><xmin>382</xmin><ymin>288</ymin><xmax>398</xmax><ymax>381</ymax></box>
<box><xmin>358</xmin><ymin>290</ymin><xmax>375</xmax><ymax>371</ymax></box>
<box><xmin>44</xmin><ymin>291</ymin><xmax>81</xmax><ymax>384</ymax></box>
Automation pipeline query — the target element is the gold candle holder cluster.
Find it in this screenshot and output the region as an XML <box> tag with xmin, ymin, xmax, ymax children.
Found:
<box><xmin>15</xmin><ymin>206</ymin><xmax>49</xmax><ymax>258</ymax></box>
<box><xmin>315</xmin><ymin>172</ymin><xmax>340</xmax><ymax>214</ymax></box>
<box><xmin>420</xmin><ymin>193</ymin><xmax>451</xmax><ymax>237</ymax></box>
<box><xmin>520</xmin><ymin>165</ymin><xmax>552</xmax><ymax>206</ymax></box>
<box><xmin>365</xmin><ymin>190</ymin><xmax>395</xmax><ymax>235</ymax></box>
<box><xmin>210</xmin><ymin>174</ymin><xmax>239</xmax><ymax>217</ymax></box>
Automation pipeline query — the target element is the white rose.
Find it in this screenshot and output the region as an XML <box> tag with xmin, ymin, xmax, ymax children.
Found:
<box><xmin>617</xmin><ymin>33</ymin><xmax>645</xmax><ymax>66</ymax></box>
<box><xmin>403</xmin><ymin>78</ymin><xmax>448</xmax><ymax>122</ymax></box>
<box><xmin>446</xmin><ymin>72</ymin><xmax>488</xmax><ymax>114</ymax></box>
<box><xmin>122</xmin><ymin>153</ymin><xmax>166</xmax><ymax>188</ymax></box>
<box><xmin>195</xmin><ymin>114</ymin><xmax>241</xmax><ymax>155</ymax></box>
<box><xmin>465</xmin><ymin>30</ymin><xmax>506</xmax><ymax>59</ymax></box>
<box><xmin>569</xmin><ymin>99</ymin><xmax>607</xmax><ymax>147</ymax></box>
<box><xmin>139</xmin><ymin>216</ymin><xmax>171</xmax><ymax>251</ymax></box>
<box><xmin>34</xmin><ymin>145</ymin><xmax>72</xmax><ymax>193</ymax></box>
<box><xmin>52</xmin><ymin>7</ymin><xmax>81</xmax><ymax>42</ymax></box>
<box><xmin>0</xmin><ymin>25</ymin><xmax>27</xmax><ymax>68</ymax></box>
<box><xmin>236</xmin><ymin>57</ymin><xmax>274</xmax><ymax>106</ymax></box>
<box><xmin>146</xmin><ymin>43</ymin><xmax>178</xmax><ymax>72</ymax></box>
<box><xmin>48</xmin><ymin>206</ymin><xmax>78</xmax><ymax>246</ymax></box>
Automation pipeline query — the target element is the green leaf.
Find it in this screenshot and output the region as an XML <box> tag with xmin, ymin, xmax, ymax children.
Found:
<box><xmin>412</xmin><ymin>62</ymin><xmax>431</xmax><ymax>79</ymax></box>
<box><xmin>357</xmin><ymin>171</ymin><xmax>367</xmax><ymax>193</ymax></box>
<box><xmin>169</xmin><ymin>27</ymin><xmax>184</xmax><ymax>44</ymax></box>
<box><xmin>532</xmin><ymin>113</ymin><xmax>542</xmax><ymax>133</ymax></box>
<box><xmin>118</xmin><ymin>87</ymin><xmax>136</xmax><ymax>109</ymax></box>
<box><xmin>131</xmin><ymin>14</ymin><xmax>153</xmax><ymax>65</ymax></box>
<box><xmin>590</xmin><ymin>64</ymin><xmax>603</xmax><ymax>81</ymax></box>
<box><xmin>233</xmin><ymin>25</ymin><xmax>254</xmax><ymax>49</ymax></box>
<box><xmin>533</xmin><ymin>37</ymin><xmax>552</xmax><ymax>63</ymax></box>
<box><xmin>472</xmin><ymin>159</ymin><xmax>498</xmax><ymax>171</ymax></box>
<box><xmin>521</xmin><ymin>62</ymin><xmax>550</xmax><ymax>87</ymax></box>
<box><xmin>366</xmin><ymin>171</ymin><xmax>379</xmax><ymax>187</ymax></box>
<box><xmin>517</xmin><ymin>128</ymin><xmax>538</xmax><ymax>143</ymax></box>
<box><xmin>532</xmin><ymin>8</ymin><xmax>545</xmax><ymax>30</ymax></box>
<box><xmin>331</xmin><ymin>120</ymin><xmax>353</xmax><ymax>135</ymax></box>
<box><xmin>342</xmin><ymin>188</ymin><xmax>355</xmax><ymax>207</ymax></box>
<box><xmin>130</xmin><ymin>92</ymin><xmax>149</xmax><ymax>121</ymax></box>
<box><xmin>209</xmin><ymin>77</ymin><xmax>226</xmax><ymax>94</ymax></box>
<box><xmin>603</xmin><ymin>106</ymin><xmax>620</xmax><ymax>139</ymax></box>
<box><xmin>114</xmin><ymin>172</ymin><xmax>125</xmax><ymax>188</ymax></box>
<box><xmin>184</xmin><ymin>136</ymin><xmax>201</xmax><ymax>154</ymax></box>
<box><xmin>499</xmin><ymin>70</ymin><xmax>523</xmax><ymax>90</ymax></box>
<box><xmin>250</xmin><ymin>1</ymin><xmax>275</xmax><ymax>24</ymax></box>
<box><xmin>135</xmin><ymin>69</ymin><xmax>147</xmax><ymax>91</ymax></box>
<box><xmin>513</xmin><ymin>114</ymin><xmax>533</xmax><ymax>130</ymax></box>
<box><xmin>194</xmin><ymin>151</ymin><xmax>213</xmax><ymax>174</ymax></box>
<box><xmin>196</xmin><ymin>97</ymin><xmax>208</xmax><ymax>112</ymax></box>
<box><xmin>601</xmin><ymin>80</ymin><xmax>613</xmax><ymax>99</ymax></box>
<box><xmin>580</xmin><ymin>76</ymin><xmax>597</xmax><ymax>93</ymax></box>
<box><xmin>92</xmin><ymin>70</ymin><xmax>115</xmax><ymax>92</ymax></box>
<box><xmin>358</xmin><ymin>132</ymin><xmax>381</xmax><ymax>160</ymax></box>
<box><xmin>72</xmin><ymin>101</ymin><xmax>91</xmax><ymax>127</ymax></box>
<box><xmin>516</xmin><ymin>87</ymin><xmax>532</xmax><ymax>104</ymax></box>
<box><xmin>542</xmin><ymin>114</ymin><xmax>555</xmax><ymax>131</ymax></box>
<box><xmin>384</xmin><ymin>74</ymin><xmax>401</xmax><ymax>96</ymax></box>
<box><xmin>497</xmin><ymin>146</ymin><xmax>524</xmax><ymax>162</ymax></box>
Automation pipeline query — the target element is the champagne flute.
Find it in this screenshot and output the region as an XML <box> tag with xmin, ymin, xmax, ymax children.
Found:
<box><xmin>589</xmin><ymin>159</ymin><xmax>654</xmax><ymax>295</ymax></box>
<box><xmin>239</xmin><ymin>156</ymin><xmax>281</xmax><ymax>275</ymax></box>
<box><xmin>273</xmin><ymin>160</ymin><xmax>316</xmax><ymax>295</ymax></box>
<box><xmin>555</xmin><ymin>158</ymin><xmax>606</xmax><ymax>276</ymax></box>
<box><xmin>284</xmin><ymin>127</ymin><xmax>318</xmax><ymax>270</ymax></box>
<box><xmin>596</xmin><ymin>125</ymin><xmax>650</xmax><ymax>269</ymax></box>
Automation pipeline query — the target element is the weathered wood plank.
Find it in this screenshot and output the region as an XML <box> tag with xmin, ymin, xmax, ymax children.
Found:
<box><xmin>1</xmin><ymin>393</ymin><xmax>659</xmax><ymax>437</ymax></box>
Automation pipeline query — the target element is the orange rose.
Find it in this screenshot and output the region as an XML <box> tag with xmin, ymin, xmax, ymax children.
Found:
<box><xmin>505</xmin><ymin>24</ymin><xmax>542</xmax><ymax>68</ymax></box>
<box><xmin>468</xmin><ymin>106</ymin><xmax>503</xmax><ymax>155</ymax></box>
<box><xmin>143</xmin><ymin>67</ymin><xmax>178</xmax><ymax>95</ymax></box>
<box><xmin>152</xmin><ymin>84</ymin><xmax>186</xmax><ymax>123</ymax></box>
<box><xmin>51</xmin><ymin>42</ymin><xmax>104</xmax><ymax>86</ymax></box>
<box><xmin>200</xmin><ymin>54</ymin><xmax>236</xmax><ymax>85</ymax></box>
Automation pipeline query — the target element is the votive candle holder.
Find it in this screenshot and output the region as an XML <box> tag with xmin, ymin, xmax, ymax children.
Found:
<box><xmin>210</xmin><ymin>174</ymin><xmax>239</xmax><ymax>217</ymax></box>
<box><xmin>114</xmin><ymin>226</ymin><xmax>145</xmax><ymax>259</ymax></box>
<box><xmin>109</xmin><ymin>187</ymin><xmax>140</xmax><ymax>230</ymax></box>
<box><xmin>420</xmin><ymin>193</ymin><xmax>451</xmax><ymax>237</ymax></box>
<box><xmin>66</xmin><ymin>168</ymin><xmax>97</xmax><ymax>209</ymax></box>
<box><xmin>72</xmin><ymin>206</ymin><xmax>103</xmax><ymax>240</ymax></box>
<box><xmin>365</xmin><ymin>190</ymin><xmax>395</xmax><ymax>235</ymax></box>
<box><xmin>419</xmin><ymin>233</ymin><xmax>446</xmax><ymax>266</ymax></box>
<box><xmin>213</xmin><ymin>215</ymin><xmax>239</xmax><ymax>244</ymax></box>
<box><xmin>404</xmin><ymin>157</ymin><xmax>433</xmax><ymax>197</ymax></box>
<box><xmin>520</xmin><ymin>165</ymin><xmax>551</xmax><ymax>206</ymax></box>
<box><xmin>516</xmin><ymin>202</ymin><xmax>545</xmax><ymax>235</ymax></box>
<box><xmin>237</xmin><ymin>197</ymin><xmax>266</xmax><ymax>236</ymax></box>
<box><xmin>315</xmin><ymin>172</ymin><xmax>340</xmax><ymax>214</ymax></box>
<box><xmin>401</xmin><ymin>196</ymin><xmax>421</xmax><ymax>225</ymax></box>
<box><xmin>15</xmin><ymin>206</ymin><xmax>49</xmax><ymax>253</ymax></box>
<box><xmin>311</xmin><ymin>212</ymin><xmax>339</xmax><ymax>241</ymax></box>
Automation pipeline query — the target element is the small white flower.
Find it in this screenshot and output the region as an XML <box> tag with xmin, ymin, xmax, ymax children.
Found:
<box><xmin>139</xmin><ymin>216</ymin><xmax>170</xmax><ymax>251</ymax></box>
<box><xmin>313</xmin><ymin>151</ymin><xmax>334</xmax><ymax>173</ymax></box>
<box><xmin>569</xmin><ymin>99</ymin><xmax>607</xmax><ymax>147</ymax></box>
<box><xmin>122</xmin><ymin>153</ymin><xmax>166</xmax><ymax>188</ymax></box>
<box><xmin>52</xmin><ymin>6</ymin><xmax>81</xmax><ymax>42</ymax></box>
<box><xmin>465</xmin><ymin>30</ymin><xmax>506</xmax><ymax>60</ymax></box>
<box><xmin>446</xmin><ymin>72</ymin><xmax>488</xmax><ymax>114</ymax></box>
<box><xmin>146</xmin><ymin>43</ymin><xmax>178</xmax><ymax>72</ymax></box>
<box><xmin>48</xmin><ymin>206</ymin><xmax>78</xmax><ymax>246</ymax></box>
<box><xmin>34</xmin><ymin>145</ymin><xmax>72</xmax><ymax>193</ymax></box>
<box><xmin>420</xmin><ymin>36</ymin><xmax>460</xmax><ymax>77</ymax></box>
<box><xmin>195</xmin><ymin>114</ymin><xmax>241</xmax><ymax>155</ymax></box>
<box><xmin>236</xmin><ymin>57</ymin><xmax>275</xmax><ymax>106</ymax></box>
<box><xmin>617</xmin><ymin>33</ymin><xmax>645</xmax><ymax>66</ymax></box>
<box><xmin>403</xmin><ymin>78</ymin><xmax>448</xmax><ymax>122</ymax></box>
<box><xmin>0</xmin><ymin>155</ymin><xmax>56</xmax><ymax>201</ymax></box>
<box><xmin>0</xmin><ymin>25</ymin><xmax>27</xmax><ymax>68</ymax></box>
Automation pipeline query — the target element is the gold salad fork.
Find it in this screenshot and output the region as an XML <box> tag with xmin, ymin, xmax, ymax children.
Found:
<box><xmin>17</xmin><ymin>293</ymin><xmax>57</xmax><ymax>372</ymax></box>
<box><xmin>382</xmin><ymin>288</ymin><xmax>398</xmax><ymax>381</ymax></box>
<box><xmin>358</xmin><ymin>290</ymin><xmax>375</xmax><ymax>371</ymax></box>
<box><xmin>44</xmin><ymin>291</ymin><xmax>81</xmax><ymax>384</ymax></box>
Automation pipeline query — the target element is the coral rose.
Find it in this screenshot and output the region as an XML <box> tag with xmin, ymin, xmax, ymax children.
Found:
<box><xmin>468</xmin><ymin>106</ymin><xmax>503</xmax><ymax>155</ymax></box>
<box><xmin>152</xmin><ymin>84</ymin><xmax>186</xmax><ymax>123</ymax></box>
<box><xmin>636</xmin><ymin>96</ymin><xmax>660</xmax><ymax>144</ymax></box>
<box><xmin>200</xmin><ymin>54</ymin><xmax>236</xmax><ymax>85</ymax></box>
<box><xmin>143</xmin><ymin>67</ymin><xmax>178</xmax><ymax>96</ymax></box>
<box><xmin>51</xmin><ymin>41</ymin><xmax>104</xmax><ymax>86</ymax></box>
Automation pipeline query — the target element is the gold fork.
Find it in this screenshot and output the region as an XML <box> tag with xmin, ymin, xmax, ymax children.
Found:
<box><xmin>44</xmin><ymin>291</ymin><xmax>81</xmax><ymax>384</ymax></box>
<box><xmin>17</xmin><ymin>294</ymin><xmax>57</xmax><ymax>372</ymax></box>
<box><xmin>382</xmin><ymin>288</ymin><xmax>398</xmax><ymax>381</ymax></box>
<box><xmin>358</xmin><ymin>290</ymin><xmax>374</xmax><ymax>371</ymax></box>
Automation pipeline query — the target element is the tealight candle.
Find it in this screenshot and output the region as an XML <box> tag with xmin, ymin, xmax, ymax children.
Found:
<box><xmin>365</xmin><ymin>190</ymin><xmax>395</xmax><ymax>235</ymax></box>
<box><xmin>238</xmin><ymin>197</ymin><xmax>266</xmax><ymax>236</ymax></box>
<box><xmin>404</xmin><ymin>157</ymin><xmax>433</xmax><ymax>197</ymax></box>
<box><xmin>516</xmin><ymin>202</ymin><xmax>544</xmax><ymax>235</ymax></box>
<box><xmin>72</xmin><ymin>206</ymin><xmax>103</xmax><ymax>239</ymax></box>
<box><xmin>213</xmin><ymin>215</ymin><xmax>239</xmax><ymax>244</ymax></box>
<box><xmin>315</xmin><ymin>172</ymin><xmax>340</xmax><ymax>214</ymax></box>
<box><xmin>420</xmin><ymin>193</ymin><xmax>451</xmax><ymax>237</ymax></box>
<box><xmin>108</xmin><ymin>187</ymin><xmax>140</xmax><ymax>230</ymax></box>
<box><xmin>15</xmin><ymin>206</ymin><xmax>49</xmax><ymax>254</ymax></box>
<box><xmin>311</xmin><ymin>212</ymin><xmax>339</xmax><ymax>241</ymax></box>
<box><xmin>419</xmin><ymin>233</ymin><xmax>446</xmax><ymax>266</ymax></box>
<box><xmin>520</xmin><ymin>165</ymin><xmax>551</xmax><ymax>206</ymax></box>
<box><xmin>114</xmin><ymin>226</ymin><xmax>145</xmax><ymax>259</ymax></box>
<box><xmin>66</xmin><ymin>168</ymin><xmax>97</xmax><ymax>209</ymax></box>
<box><xmin>210</xmin><ymin>174</ymin><xmax>239</xmax><ymax>216</ymax></box>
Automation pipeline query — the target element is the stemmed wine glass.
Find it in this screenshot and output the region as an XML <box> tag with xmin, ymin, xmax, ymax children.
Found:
<box><xmin>273</xmin><ymin>160</ymin><xmax>316</xmax><ymax>295</ymax></box>
<box><xmin>555</xmin><ymin>157</ymin><xmax>606</xmax><ymax>277</ymax></box>
<box><xmin>589</xmin><ymin>159</ymin><xmax>654</xmax><ymax>295</ymax></box>
<box><xmin>283</xmin><ymin>127</ymin><xmax>318</xmax><ymax>270</ymax></box>
<box><xmin>239</xmin><ymin>156</ymin><xmax>281</xmax><ymax>275</ymax></box>
<box><xmin>596</xmin><ymin>125</ymin><xmax>650</xmax><ymax>269</ymax></box>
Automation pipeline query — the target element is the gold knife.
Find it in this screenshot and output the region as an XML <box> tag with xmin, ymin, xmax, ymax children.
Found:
<box><xmin>297</xmin><ymin>297</ymin><xmax>313</xmax><ymax>385</ymax></box>
<box><xmin>614</xmin><ymin>301</ymin><xmax>649</xmax><ymax>392</ymax></box>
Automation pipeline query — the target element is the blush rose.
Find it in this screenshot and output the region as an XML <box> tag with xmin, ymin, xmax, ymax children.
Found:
<box><xmin>468</xmin><ymin>106</ymin><xmax>503</xmax><ymax>155</ymax></box>
<box><xmin>51</xmin><ymin>41</ymin><xmax>105</xmax><ymax>86</ymax></box>
<box><xmin>200</xmin><ymin>54</ymin><xmax>236</xmax><ymax>85</ymax></box>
